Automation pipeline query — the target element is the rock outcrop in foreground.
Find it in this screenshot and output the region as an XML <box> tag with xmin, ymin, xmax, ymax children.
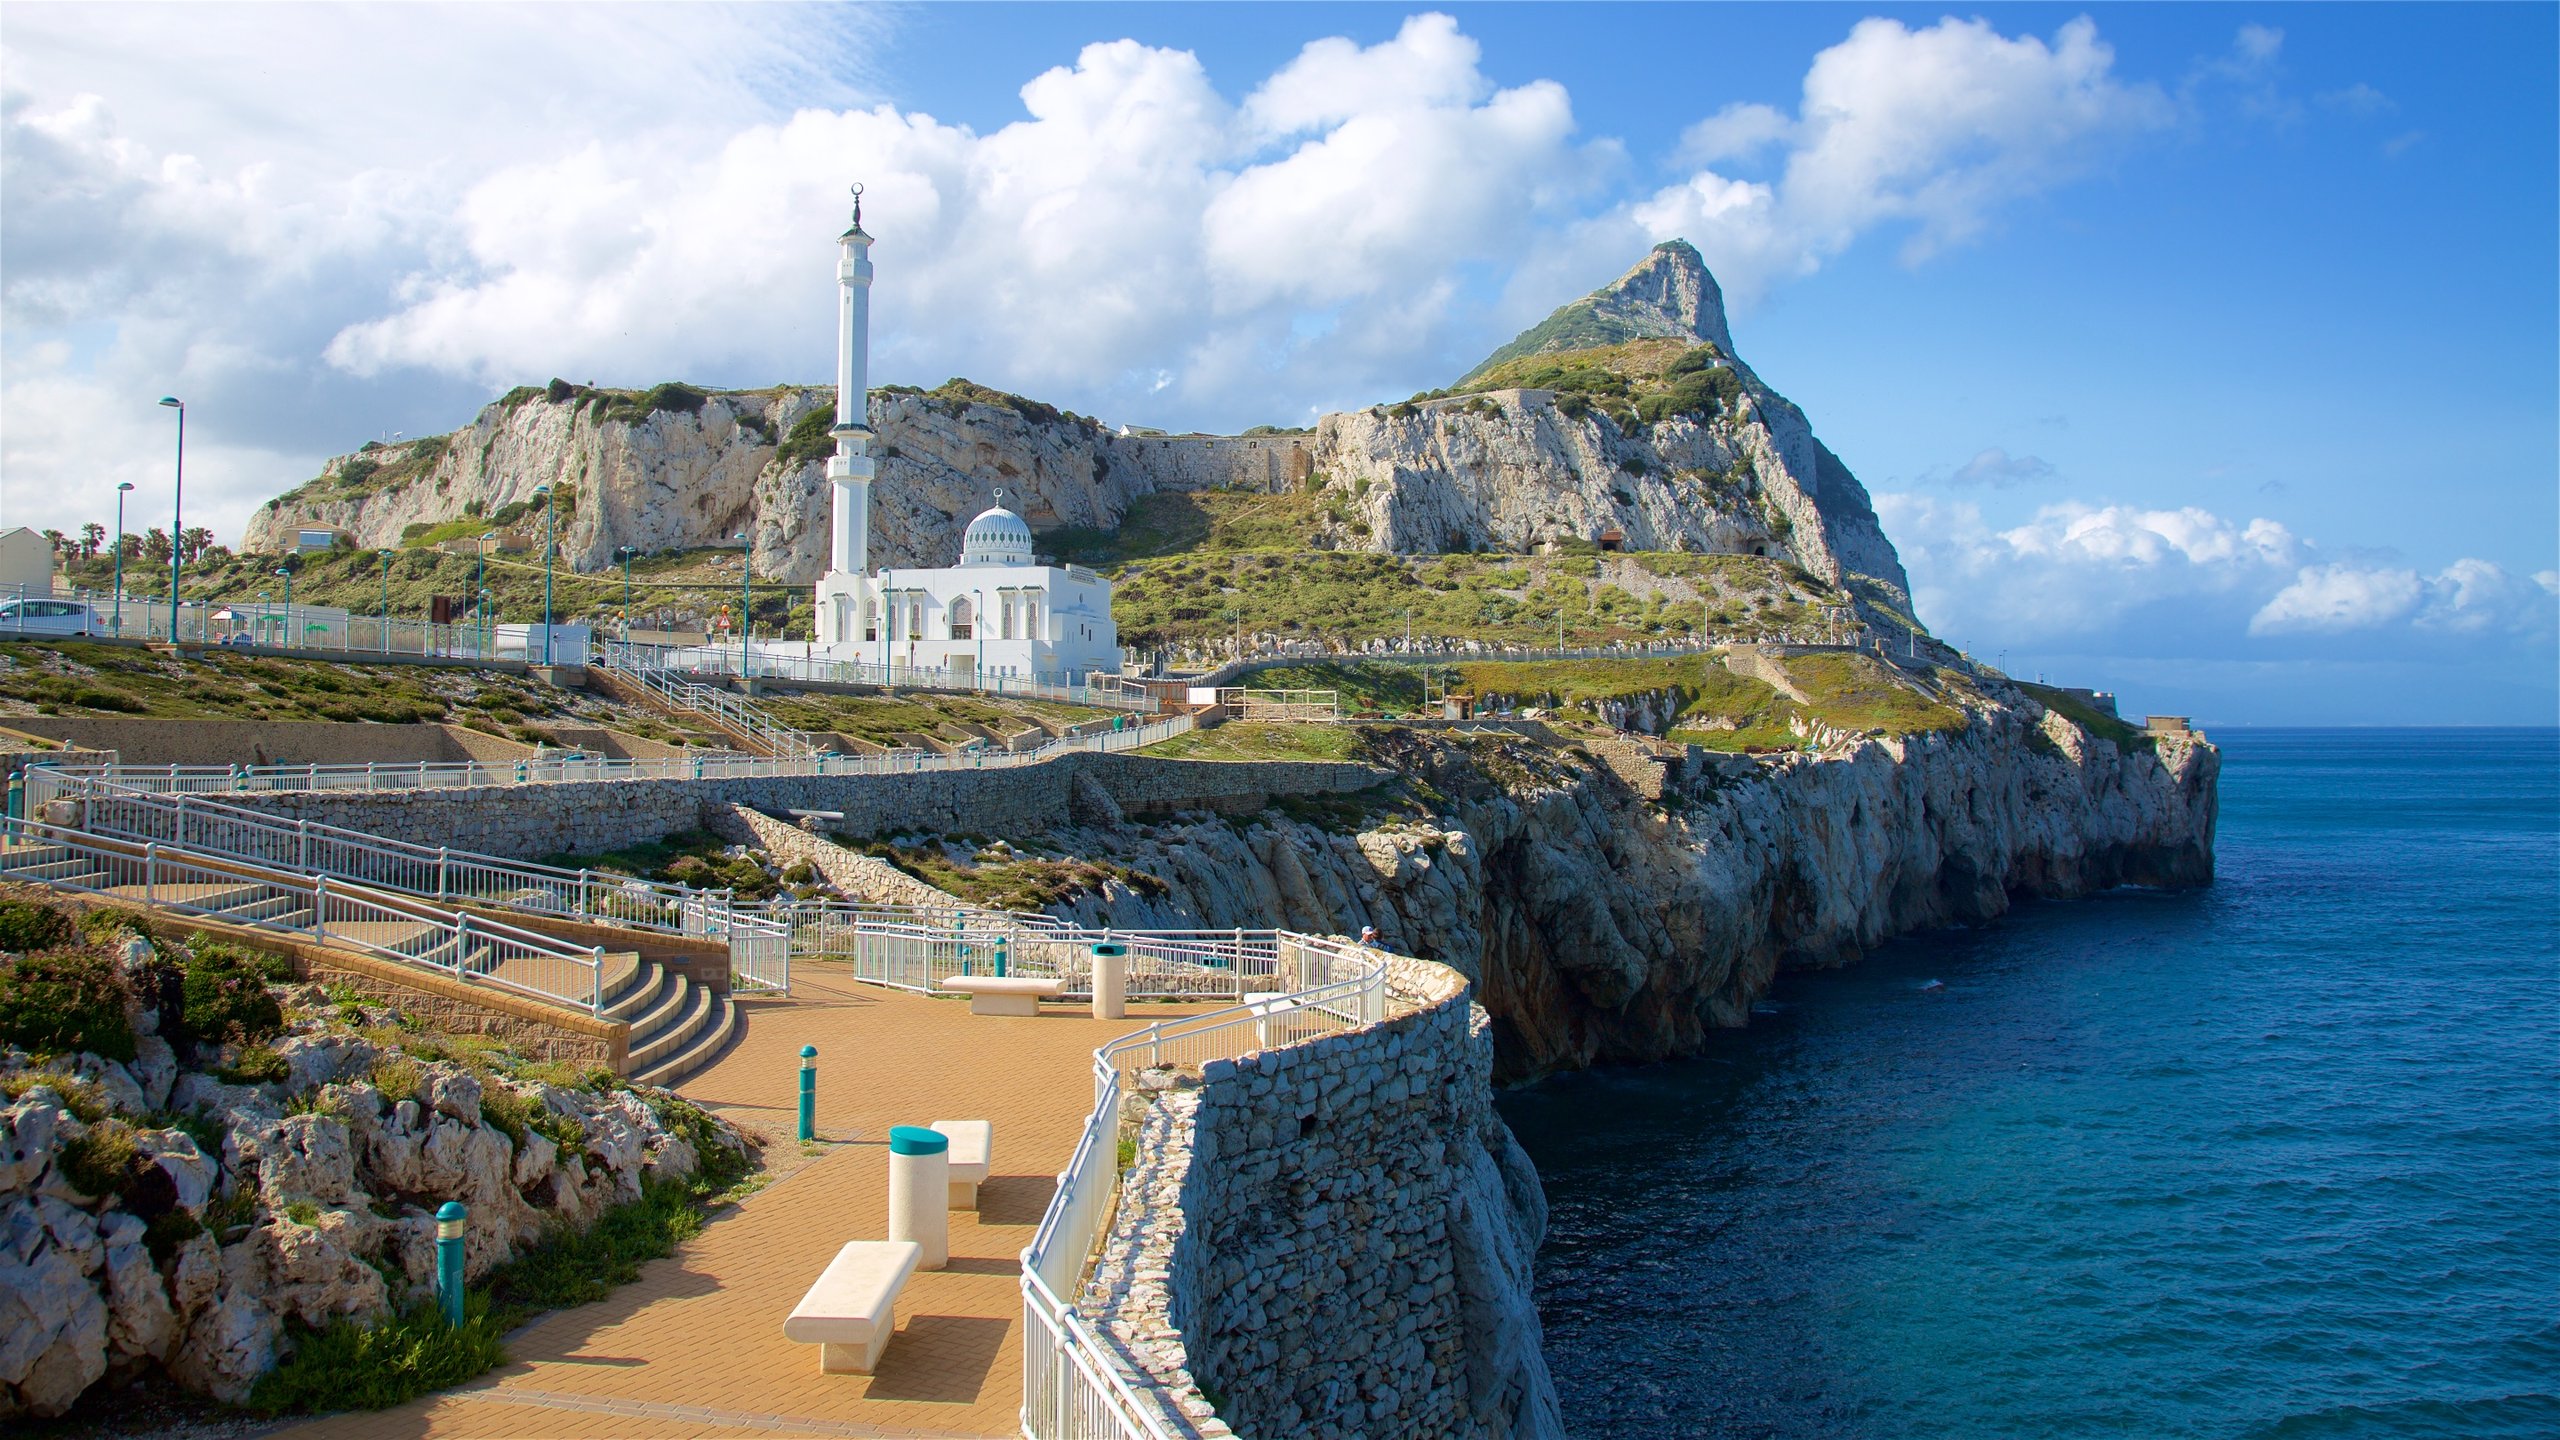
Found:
<box><xmin>0</xmin><ymin>913</ymin><xmax>743</xmax><ymax>1419</ymax></box>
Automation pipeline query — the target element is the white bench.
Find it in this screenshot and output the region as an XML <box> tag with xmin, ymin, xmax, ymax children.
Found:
<box><xmin>931</xmin><ymin>1119</ymin><xmax>992</xmax><ymax>1209</ymax></box>
<box><xmin>941</xmin><ymin>975</ymin><xmax>1066</xmax><ymax>1017</ymax></box>
<box><xmin>783</xmin><ymin>1239</ymin><xmax>921</xmax><ymax>1374</ymax></box>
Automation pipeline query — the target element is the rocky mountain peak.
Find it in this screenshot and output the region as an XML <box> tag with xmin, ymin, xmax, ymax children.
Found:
<box><xmin>1459</xmin><ymin>239</ymin><xmax>1736</xmax><ymax>386</ymax></box>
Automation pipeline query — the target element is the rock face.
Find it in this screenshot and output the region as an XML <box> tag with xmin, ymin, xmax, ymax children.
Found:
<box><xmin>0</xmin><ymin>952</ymin><xmax>746</xmax><ymax>1418</ymax></box>
<box><xmin>240</xmin><ymin>240</ymin><xmax>1911</xmax><ymax>617</ymax></box>
<box><xmin>991</xmin><ymin>701</ymin><xmax>2217</xmax><ymax>1082</ymax></box>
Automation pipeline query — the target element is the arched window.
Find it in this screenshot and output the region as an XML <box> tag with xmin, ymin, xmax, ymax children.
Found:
<box><xmin>907</xmin><ymin>597</ymin><xmax>925</xmax><ymax>640</ymax></box>
<box><xmin>1023</xmin><ymin>595</ymin><xmax>1040</xmax><ymax>640</ymax></box>
<box><xmin>949</xmin><ymin>596</ymin><xmax>973</xmax><ymax>640</ymax></box>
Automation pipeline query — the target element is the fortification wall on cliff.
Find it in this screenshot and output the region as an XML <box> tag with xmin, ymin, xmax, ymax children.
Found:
<box><xmin>1110</xmin><ymin>433</ymin><xmax>1315</xmax><ymax>495</ymax></box>
<box><xmin>1086</xmin><ymin>955</ymin><xmax>1560</xmax><ymax>1440</ymax></box>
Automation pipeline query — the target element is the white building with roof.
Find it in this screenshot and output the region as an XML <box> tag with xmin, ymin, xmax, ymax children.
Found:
<box><xmin>808</xmin><ymin>190</ymin><xmax>1118</xmax><ymax>684</ymax></box>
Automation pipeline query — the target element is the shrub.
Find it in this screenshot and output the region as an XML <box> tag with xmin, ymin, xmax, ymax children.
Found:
<box><xmin>0</xmin><ymin>899</ymin><xmax>75</xmax><ymax>953</ymax></box>
<box><xmin>246</xmin><ymin>1303</ymin><xmax>508</xmax><ymax>1416</ymax></box>
<box><xmin>175</xmin><ymin>944</ymin><xmax>285</xmax><ymax>1047</ymax></box>
<box><xmin>369</xmin><ymin>1056</ymin><xmax>422</xmax><ymax>1107</ymax></box>
<box><xmin>217</xmin><ymin>1043</ymin><xmax>289</xmax><ymax>1085</ymax></box>
<box><xmin>0</xmin><ymin>947</ymin><xmax>137</xmax><ymax>1061</ymax></box>
<box><xmin>59</xmin><ymin>1118</ymin><xmax>141</xmax><ymax>1200</ymax></box>
<box><xmin>144</xmin><ymin>1210</ymin><xmax>204</xmax><ymax>1265</ymax></box>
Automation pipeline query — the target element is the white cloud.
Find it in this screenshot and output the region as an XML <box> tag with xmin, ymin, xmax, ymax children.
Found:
<box><xmin>1882</xmin><ymin>492</ymin><xmax>2556</xmax><ymax>653</ymax></box>
<box><xmin>1623</xmin><ymin>17</ymin><xmax>2177</xmax><ymax>299</ymax></box>
<box><xmin>2252</xmin><ymin>558</ymin><xmax>2560</xmax><ymax>636</ymax></box>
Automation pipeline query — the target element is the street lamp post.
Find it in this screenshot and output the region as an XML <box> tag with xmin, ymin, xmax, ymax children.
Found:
<box><xmin>158</xmin><ymin>398</ymin><xmax>183</xmax><ymax>641</ymax></box>
<box><xmin>971</xmin><ymin>587</ymin><xmax>986</xmax><ymax>682</ymax></box>
<box><xmin>615</xmin><ymin>546</ymin><xmax>639</xmax><ymax>637</ymax></box>
<box><xmin>112</xmin><ymin>482</ymin><xmax>135</xmax><ymax>636</ymax></box>
<box><xmin>257</xmin><ymin>591</ymin><xmax>268</xmax><ymax>646</ymax></box>
<box><xmin>276</xmin><ymin>565</ymin><xmax>293</xmax><ymax>646</ymax></box>
<box><xmin>531</xmin><ymin>486</ymin><xmax>554</xmax><ymax>665</ymax></box>
<box><xmin>733</xmin><ymin>533</ymin><xmax>751</xmax><ymax>681</ymax></box>
<box><xmin>478</xmin><ymin>587</ymin><xmax>493</xmax><ymax>658</ymax></box>
<box><xmin>378</xmin><ymin>549</ymin><xmax>395</xmax><ymax>653</ymax></box>
<box><xmin>880</xmin><ymin>568</ymin><xmax>893</xmax><ymax>688</ymax></box>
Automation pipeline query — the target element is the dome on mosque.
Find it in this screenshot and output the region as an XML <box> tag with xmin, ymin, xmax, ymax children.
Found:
<box><xmin>959</xmin><ymin>498</ymin><xmax>1035</xmax><ymax>566</ymax></box>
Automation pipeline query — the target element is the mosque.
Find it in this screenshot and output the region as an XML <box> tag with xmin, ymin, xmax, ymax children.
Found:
<box><xmin>809</xmin><ymin>188</ymin><xmax>1119</xmax><ymax>684</ymax></box>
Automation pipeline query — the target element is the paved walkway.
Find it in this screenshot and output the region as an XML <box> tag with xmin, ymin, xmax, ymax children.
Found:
<box><xmin>279</xmin><ymin>963</ymin><xmax>1209</xmax><ymax>1440</ymax></box>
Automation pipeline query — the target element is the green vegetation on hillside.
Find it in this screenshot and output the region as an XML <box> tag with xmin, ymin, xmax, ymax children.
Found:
<box><xmin>1149</xmin><ymin>721</ymin><xmax>1362</xmax><ymax>763</ymax></box>
<box><xmin>64</xmin><ymin>543</ymin><xmax>815</xmax><ymax>640</ymax></box>
<box><xmin>1448</xmin><ymin>337</ymin><xmax>1749</xmax><ymax>432</ymax></box>
<box><xmin>1054</xmin><ymin>509</ymin><xmax>1835</xmax><ymax>649</ymax></box>
<box><xmin>1227</xmin><ymin>653</ymin><xmax>1967</xmax><ymax>751</ymax></box>
<box><xmin>2018</xmin><ymin>682</ymin><xmax>2155</xmax><ymax>754</ymax></box>
<box><xmin>752</xmin><ymin>690</ymin><xmax>1114</xmax><ymax>749</ymax></box>
<box><xmin>0</xmin><ymin>640</ymin><xmax>698</xmax><ymax>745</ymax></box>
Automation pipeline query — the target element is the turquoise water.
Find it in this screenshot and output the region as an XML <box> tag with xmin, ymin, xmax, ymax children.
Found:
<box><xmin>1500</xmin><ymin>728</ymin><xmax>2559</xmax><ymax>1439</ymax></box>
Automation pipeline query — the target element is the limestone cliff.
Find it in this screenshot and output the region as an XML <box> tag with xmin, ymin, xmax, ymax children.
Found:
<box><xmin>980</xmin><ymin>699</ymin><xmax>2216</xmax><ymax>1082</ymax></box>
<box><xmin>243</xmin><ymin>241</ymin><xmax>1913</xmax><ymax>621</ymax></box>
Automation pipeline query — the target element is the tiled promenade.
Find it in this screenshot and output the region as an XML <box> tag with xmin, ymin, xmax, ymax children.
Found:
<box><xmin>280</xmin><ymin>964</ymin><xmax>1208</xmax><ymax>1440</ymax></box>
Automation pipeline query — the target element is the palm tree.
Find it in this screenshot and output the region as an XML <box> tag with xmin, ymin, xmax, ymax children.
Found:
<box><xmin>143</xmin><ymin>528</ymin><xmax>173</xmax><ymax>565</ymax></box>
<box><xmin>40</xmin><ymin>528</ymin><xmax>65</xmax><ymax>559</ymax></box>
<box><xmin>79</xmin><ymin>523</ymin><xmax>105</xmax><ymax>559</ymax></box>
<box><xmin>180</xmin><ymin>526</ymin><xmax>215</xmax><ymax>563</ymax></box>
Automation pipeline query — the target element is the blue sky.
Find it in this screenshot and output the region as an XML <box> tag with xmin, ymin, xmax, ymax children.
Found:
<box><xmin>3</xmin><ymin>3</ymin><xmax>2552</xmax><ymax>722</ymax></box>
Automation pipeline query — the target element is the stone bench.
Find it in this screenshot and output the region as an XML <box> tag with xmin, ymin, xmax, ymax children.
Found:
<box><xmin>931</xmin><ymin>1119</ymin><xmax>991</xmax><ymax>1209</ymax></box>
<box><xmin>783</xmin><ymin>1239</ymin><xmax>921</xmax><ymax>1375</ymax></box>
<box><xmin>941</xmin><ymin>975</ymin><xmax>1065</xmax><ymax>1017</ymax></box>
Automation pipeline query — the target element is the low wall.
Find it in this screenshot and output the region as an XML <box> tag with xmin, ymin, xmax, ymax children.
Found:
<box><xmin>5</xmin><ymin>717</ymin><xmax>535</xmax><ymax>768</ymax></box>
<box><xmin>1087</xmin><ymin>956</ymin><xmax>1561</xmax><ymax>1440</ymax></box>
<box><xmin>211</xmin><ymin>752</ymin><xmax>1391</xmax><ymax>859</ymax></box>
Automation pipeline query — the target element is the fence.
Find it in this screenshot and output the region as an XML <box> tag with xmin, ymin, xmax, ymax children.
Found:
<box><xmin>17</xmin><ymin>711</ymin><xmax>1196</xmax><ymax>807</ymax></box>
<box><xmin>1020</xmin><ymin>933</ymin><xmax>1386</xmax><ymax>1440</ymax></box>
<box><xmin>603</xmin><ymin>638</ymin><xmax>1158</xmax><ymax>712</ymax></box>
<box><xmin>0</xmin><ymin>819</ymin><xmax>610</xmax><ymax>1012</ymax></box>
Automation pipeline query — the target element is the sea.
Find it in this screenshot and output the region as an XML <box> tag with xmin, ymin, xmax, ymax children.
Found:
<box><xmin>1500</xmin><ymin>728</ymin><xmax>2559</xmax><ymax>1440</ymax></box>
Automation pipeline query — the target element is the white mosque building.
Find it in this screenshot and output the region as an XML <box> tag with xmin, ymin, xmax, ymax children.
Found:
<box><xmin>809</xmin><ymin>189</ymin><xmax>1119</xmax><ymax>684</ymax></box>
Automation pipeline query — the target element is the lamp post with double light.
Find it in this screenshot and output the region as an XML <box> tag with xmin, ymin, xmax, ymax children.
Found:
<box><xmin>158</xmin><ymin>398</ymin><xmax>183</xmax><ymax>640</ymax></box>
<box><xmin>733</xmin><ymin>533</ymin><xmax>752</xmax><ymax>680</ymax></box>
<box><xmin>531</xmin><ymin>486</ymin><xmax>554</xmax><ymax>665</ymax></box>
<box><xmin>378</xmin><ymin>549</ymin><xmax>395</xmax><ymax>653</ymax></box>
<box><xmin>276</xmin><ymin>565</ymin><xmax>293</xmax><ymax>646</ymax></box>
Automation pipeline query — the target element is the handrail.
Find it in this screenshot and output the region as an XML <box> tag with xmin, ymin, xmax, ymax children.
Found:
<box><xmin>1019</xmin><ymin>932</ymin><xmax>1388</xmax><ymax>1440</ymax></box>
<box><xmin>598</xmin><ymin>643</ymin><xmax>821</xmax><ymax>757</ymax></box>
<box><xmin>16</xmin><ymin>711</ymin><xmax>1195</xmax><ymax>803</ymax></box>
<box><xmin>0</xmin><ymin>819</ymin><xmax>609</xmax><ymax>1012</ymax></box>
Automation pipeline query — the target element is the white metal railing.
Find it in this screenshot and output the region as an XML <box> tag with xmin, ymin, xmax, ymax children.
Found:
<box><xmin>15</xmin><ymin>712</ymin><xmax>1196</xmax><ymax>806</ymax></box>
<box><xmin>64</xmin><ymin>780</ymin><xmax>792</xmax><ymax>991</ymax></box>
<box><xmin>1020</xmin><ymin>932</ymin><xmax>1387</xmax><ymax>1440</ymax></box>
<box><xmin>604</xmin><ymin>637</ymin><xmax>1158</xmax><ymax>712</ymax></box>
<box><xmin>0</xmin><ymin>819</ymin><xmax>610</xmax><ymax>1012</ymax></box>
<box><xmin>598</xmin><ymin>643</ymin><xmax>821</xmax><ymax>757</ymax></box>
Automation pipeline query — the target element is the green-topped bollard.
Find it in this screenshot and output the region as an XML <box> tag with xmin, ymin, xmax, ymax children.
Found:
<box><xmin>435</xmin><ymin>1201</ymin><xmax>467</xmax><ymax>1327</ymax></box>
<box><xmin>797</xmin><ymin>1045</ymin><xmax>817</xmax><ymax>1142</ymax></box>
<box><xmin>4</xmin><ymin>772</ymin><xmax>20</xmax><ymax>823</ymax></box>
<box><xmin>991</xmin><ymin>938</ymin><xmax>1007</xmax><ymax>979</ymax></box>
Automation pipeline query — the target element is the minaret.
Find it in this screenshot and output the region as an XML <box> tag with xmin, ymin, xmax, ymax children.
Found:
<box><xmin>816</xmin><ymin>185</ymin><xmax>874</xmax><ymax>647</ymax></box>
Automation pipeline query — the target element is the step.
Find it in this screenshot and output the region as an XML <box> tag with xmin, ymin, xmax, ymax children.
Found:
<box><xmin>595</xmin><ymin>951</ymin><xmax>647</xmax><ymax>1011</ymax></box>
<box><xmin>624</xmin><ymin>970</ymin><xmax>698</xmax><ymax>1045</ymax></box>
<box><xmin>209</xmin><ymin>893</ymin><xmax>304</xmax><ymax>925</ymax></box>
<box><xmin>325</xmin><ymin>919</ymin><xmax>442</xmax><ymax>955</ymax></box>
<box><xmin>604</xmin><ymin>963</ymin><xmax>674</xmax><ymax>1026</ymax></box>
<box><xmin>627</xmin><ymin>980</ymin><xmax>714</xmax><ymax>1073</ymax></box>
<box><xmin>107</xmin><ymin>881</ymin><xmax>265</xmax><ymax>911</ymax></box>
<box><xmin>630</xmin><ymin>993</ymin><xmax>737</xmax><ymax>1089</ymax></box>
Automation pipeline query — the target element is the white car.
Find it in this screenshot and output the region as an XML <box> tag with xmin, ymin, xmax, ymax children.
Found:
<box><xmin>0</xmin><ymin>598</ymin><xmax>107</xmax><ymax>636</ymax></box>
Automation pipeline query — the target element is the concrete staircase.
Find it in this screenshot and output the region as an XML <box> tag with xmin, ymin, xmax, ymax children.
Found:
<box><xmin>0</xmin><ymin>834</ymin><xmax>738</xmax><ymax>1089</ymax></box>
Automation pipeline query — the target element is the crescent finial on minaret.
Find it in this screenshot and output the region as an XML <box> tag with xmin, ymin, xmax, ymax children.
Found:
<box><xmin>850</xmin><ymin>181</ymin><xmax>864</xmax><ymax>228</ymax></box>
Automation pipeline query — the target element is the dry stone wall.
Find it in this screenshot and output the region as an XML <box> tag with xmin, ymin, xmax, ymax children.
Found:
<box><xmin>206</xmin><ymin>753</ymin><xmax>1388</xmax><ymax>860</ymax></box>
<box><xmin>1087</xmin><ymin>955</ymin><xmax>1561</xmax><ymax>1440</ymax></box>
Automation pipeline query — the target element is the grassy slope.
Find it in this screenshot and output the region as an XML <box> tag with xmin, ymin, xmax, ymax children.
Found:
<box><xmin>0</xmin><ymin>641</ymin><xmax>1116</xmax><ymax>756</ymax></box>
<box><xmin>1148</xmin><ymin>721</ymin><xmax>1361</xmax><ymax>763</ymax></box>
<box><xmin>1226</xmin><ymin>653</ymin><xmax>1967</xmax><ymax>752</ymax></box>
<box><xmin>1043</xmin><ymin>494</ymin><xmax>1836</xmax><ymax>650</ymax></box>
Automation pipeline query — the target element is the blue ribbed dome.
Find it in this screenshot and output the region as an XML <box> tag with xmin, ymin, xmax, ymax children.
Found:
<box><xmin>960</xmin><ymin>504</ymin><xmax>1034</xmax><ymax>566</ymax></box>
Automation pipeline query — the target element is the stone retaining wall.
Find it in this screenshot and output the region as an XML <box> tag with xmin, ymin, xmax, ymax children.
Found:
<box><xmin>1085</xmin><ymin>956</ymin><xmax>1561</xmax><ymax>1440</ymax></box>
<box><xmin>212</xmin><ymin>753</ymin><xmax>1391</xmax><ymax>860</ymax></box>
<box><xmin>4</xmin><ymin>717</ymin><xmax>536</xmax><ymax>769</ymax></box>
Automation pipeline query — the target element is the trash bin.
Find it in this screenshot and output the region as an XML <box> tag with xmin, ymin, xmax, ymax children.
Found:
<box><xmin>887</xmin><ymin>1125</ymin><xmax>949</xmax><ymax>1270</ymax></box>
<box><xmin>1091</xmin><ymin>942</ymin><xmax>1129</xmax><ymax>1020</ymax></box>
